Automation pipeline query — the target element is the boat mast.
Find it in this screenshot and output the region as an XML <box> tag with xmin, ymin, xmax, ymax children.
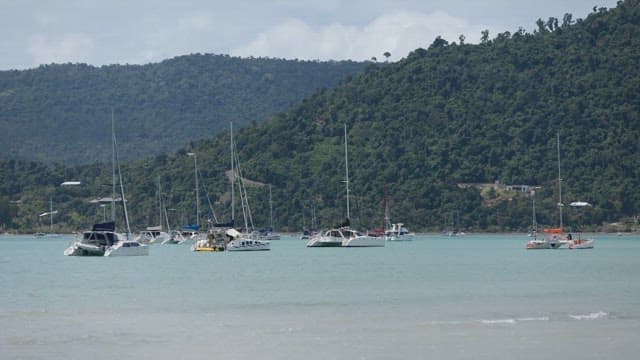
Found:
<box><xmin>344</xmin><ymin>124</ymin><xmax>350</xmax><ymax>222</ymax></box>
<box><xmin>382</xmin><ymin>185</ymin><xmax>387</xmax><ymax>232</ymax></box>
<box><xmin>49</xmin><ymin>197</ymin><xmax>54</xmax><ymax>232</ymax></box>
<box><xmin>187</xmin><ymin>152</ymin><xmax>199</xmax><ymax>227</ymax></box>
<box><xmin>111</xmin><ymin>109</ymin><xmax>116</xmax><ymax>222</ymax></box>
<box><xmin>531</xmin><ymin>190</ymin><xmax>537</xmax><ymax>239</ymax></box>
<box><xmin>557</xmin><ymin>132</ymin><xmax>564</xmax><ymax>230</ymax></box>
<box><xmin>157</xmin><ymin>178</ymin><xmax>163</xmax><ymax>230</ymax></box>
<box><xmin>269</xmin><ymin>184</ymin><xmax>273</xmax><ymax>230</ymax></box>
<box><xmin>112</xmin><ymin>115</ymin><xmax>132</xmax><ymax>236</ymax></box>
<box><xmin>230</xmin><ymin>122</ymin><xmax>235</xmax><ymax>223</ymax></box>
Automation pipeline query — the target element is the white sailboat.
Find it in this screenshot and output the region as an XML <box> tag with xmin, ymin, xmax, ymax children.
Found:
<box><xmin>264</xmin><ymin>185</ymin><xmax>280</xmax><ymax>240</ymax></box>
<box><xmin>300</xmin><ymin>203</ymin><xmax>318</xmax><ymax>240</ymax></box>
<box><xmin>524</xmin><ymin>191</ymin><xmax>562</xmax><ymax>249</ymax></box>
<box><xmin>527</xmin><ymin>134</ymin><xmax>567</xmax><ymax>250</ymax></box>
<box><xmin>36</xmin><ymin>198</ymin><xmax>59</xmax><ymax>237</ymax></box>
<box><xmin>526</xmin><ymin>133</ymin><xmax>594</xmax><ymax>249</ymax></box>
<box><xmin>104</xmin><ymin>115</ymin><xmax>148</xmax><ymax>256</ymax></box>
<box><xmin>65</xmin><ymin>112</ymin><xmax>148</xmax><ymax>256</ymax></box>
<box><xmin>308</xmin><ymin>124</ymin><xmax>384</xmax><ymax>248</ymax></box>
<box><xmin>136</xmin><ymin>180</ymin><xmax>170</xmax><ymax>244</ymax></box>
<box><xmin>444</xmin><ymin>211</ymin><xmax>465</xmax><ymax>236</ymax></box>
<box><xmin>64</xmin><ymin>221</ymin><xmax>125</xmax><ymax>256</ymax></box>
<box><xmin>223</xmin><ymin>122</ymin><xmax>270</xmax><ymax>251</ymax></box>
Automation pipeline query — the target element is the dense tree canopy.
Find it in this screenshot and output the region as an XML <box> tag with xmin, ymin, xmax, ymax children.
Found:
<box><xmin>0</xmin><ymin>55</ymin><xmax>365</xmax><ymax>164</ymax></box>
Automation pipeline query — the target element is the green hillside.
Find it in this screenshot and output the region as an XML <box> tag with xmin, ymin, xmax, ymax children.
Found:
<box><xmin>0</xmin><ymin>55</ymin><xmax>365</xmax><ymax>164</ymax></box>
<box><xmin>2</xmin><ymin>1</ymin><xmax>639</xmax><ymax>234</ymax></box>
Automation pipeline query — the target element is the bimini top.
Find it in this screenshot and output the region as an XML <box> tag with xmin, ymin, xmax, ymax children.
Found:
<box><xmin>92</xmin><ymin>221</ymin><xmax>116</xmax><ymax>232</ymax></box>
<box><xmin>543</xmin><ymin>228</ymin><xmax>563</xmax><ymax>234</ymax></box>
<box><xmin>182</xmin><ymin>224</ymin><xmax>200</xmax><ymax>232</ymax></box>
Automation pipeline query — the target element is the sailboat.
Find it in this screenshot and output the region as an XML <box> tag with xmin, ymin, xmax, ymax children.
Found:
<box><xmin>300</xmin><ymin>203</ymin><xmax>318</xmax><ymax>240</ymax></box>
<box><xmin>65</xmin><ymin>112</ymin><xmax>148</xmax><ymax>256</ymax></box>
<box><xmin>257</xmin><ymin>185</ymin><xmax>280</xmax><ymax>240</ymax></box>
<box><xmin>136</xmin><ymin>179</ymin><xmax>170</xmax><ymax>244</ymax></box>
<box><xmin>103</xmin><ymin>116</ymin><xmax>148</xmax><ymax>256</ymax></box>
<box><xmin>192</xmin><ymin>122</ymin><xmax>269</xmax><ymax>252</ymax></box>
<box><xmin>225</xmin><ymin>122</ymin><xmax>270</xmax><ymax>251</ymax></box>
<box><xmin>368</xmin><ymin>186</ymin><xmax>412</xmax><ymax>241</ymax></box>
<box><xmin>307</xmin><ymin>124</ymin><xmax>384</xmax><ymax>248</ymax></box>
<box><xmin>526</xmin><ymin>133</ymin><xmax>594</xmax><ymax>249</ymax></box>
<box><xmin>527</xmin><ymin>134</ymin><xmax>566</xmax><ymax>250</ymax></box>
<box><xmin>36</xmin><ymin>198</ymin><xmax>59</xmax><ymax>237</ymax></box>
<box><xmin>524</xmin><ymin>191</ymin><xmax>560</xmax><ymax>249</ymax></box>
<box><xmin>444</xmin><ymin>211</ymin><xmax>465</xmax><ymax>236</ymax></box>
<box><xmin>383</xmin><ymin>189</ymin><xmax>414</xmax><ymax>241</ymax></box>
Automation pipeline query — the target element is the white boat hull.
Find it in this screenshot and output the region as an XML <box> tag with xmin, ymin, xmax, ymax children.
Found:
<box><xmin>64</xmin><ymin>242</ymin><xmax>105</xmax><ymax>256</ymax></box>
<box><xmin>306</xmin><ymin>236</ymin><xmax>342</xmax><ymax>247</ymax></box>
<box><xmin>135</xmin><ymin>231</ymin><xmax>170</xmax><ymax>244</ymax></box>
<box><xmin>342</xmin><ymin>235</ymin><xmax>385</xmax><ymax>247</ymax></box>
<box><xmin>104</xmin><ymin>241</ymin><xmax>149</xmax><ymax>256</ymax></box>
<box><xmin>525</xmin><ymin>238</ymin><xmax>565</xmax><ymax>249</ymax></box>
<box><xmin>568</xmin><ymin>239</ymin><xmax>595</xmax><ymax>249</ymax></box>
<box><xmin>226</xmin><ymin>238</ymin><xmax>270</xmax><ymax>251</ymax></box>
<box><xmin>386</xmin><ymin>233</ymin><xmax>414</xmax><ymax>241</ymax></box>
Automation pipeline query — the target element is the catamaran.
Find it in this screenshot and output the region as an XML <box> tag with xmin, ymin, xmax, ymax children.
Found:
<box><xmin>64</xmin><ymin>112</ymin><xmax>148</xmax><ymax>256</ymax></box>
<box><xmin>308</xmin><ymin>124</ymin><xmax>384</xmax><ymax>248</ymax></box>
<box><xmin>225</xmin><ymin>122</ymin><xmax>270</xmax><ymax>251</ymax></box>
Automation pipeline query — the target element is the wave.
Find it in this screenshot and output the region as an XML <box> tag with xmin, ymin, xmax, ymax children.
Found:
<box><xmin>569</xmin><ymin>311</ymin><xmax>608</xmax><ymax>320</ymax></box>
<box><xmin>431</xmin><ymin>312</ymin><xmax>610</xmax><ymax>328</ymax></box>
<box><xmin>479</xmin><ymin>316</ymin><xmax>549</xmax><ymax>325</ymax></box>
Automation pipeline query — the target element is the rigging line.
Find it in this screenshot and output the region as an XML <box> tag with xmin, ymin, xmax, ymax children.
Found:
<box><xmin>196</xmin><ymin>167</ymin><xmax>219</xmax><ymax>224</ymax></box>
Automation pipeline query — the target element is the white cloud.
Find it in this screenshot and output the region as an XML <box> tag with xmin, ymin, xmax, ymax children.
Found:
<box><xmin>231</xmin><ymin>10</ymin><xmax>488</xmax><ymax>61</ymax></box>
<box><xmin>27</xmin><ymin>33</ymin><xmax>95</xmax><ymax>65</ymax></box>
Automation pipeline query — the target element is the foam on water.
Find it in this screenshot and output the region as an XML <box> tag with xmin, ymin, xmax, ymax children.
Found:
<box><xmin>569</xmin><ymin>311</ymin><xmax>608</xmax><ymax>320</ymax></box>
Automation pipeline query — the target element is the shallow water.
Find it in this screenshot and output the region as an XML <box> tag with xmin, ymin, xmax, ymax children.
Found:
<box><xmin>1</xmin><ymin>233</ymin><xmax>639</xmax><ymax>359</ymax></box>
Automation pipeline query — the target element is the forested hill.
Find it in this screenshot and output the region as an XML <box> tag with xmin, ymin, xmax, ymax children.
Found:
<box><xmin>2</xmin><ymin>1</ymin><xmax>640</xmax><ymax>233</ymax></box>
<box><xmin>0</xmin><ymin>55</ymin><xmax>365</xmax><ymax>165</ymax></box>
<box><xmin>226</xmin><ymin>0</ymin><xmax>640</xmax><ymax>232</ymax></box>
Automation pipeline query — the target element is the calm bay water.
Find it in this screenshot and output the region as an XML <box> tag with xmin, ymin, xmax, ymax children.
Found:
<box><xmin>1</xmin><ymin>233</ymin><xmax>639</xmax><ymax>359</ymax></box>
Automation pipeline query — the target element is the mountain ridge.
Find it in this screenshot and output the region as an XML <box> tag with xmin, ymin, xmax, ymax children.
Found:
<box><xmin>0</xmin><ymin>54</ymin><xmax>365</xmax><ymax>165</ymax></box>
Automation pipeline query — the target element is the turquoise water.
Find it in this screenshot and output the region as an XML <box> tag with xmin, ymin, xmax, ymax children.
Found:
<box><xmin>1</xmin><ymin>233</ymin><xmax>639</xmax><ymax>359</ymax></box>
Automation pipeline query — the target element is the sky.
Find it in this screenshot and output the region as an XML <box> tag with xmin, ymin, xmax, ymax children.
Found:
<box><xmin>0</xmin><ymin>0</ymin><xmax>620</xmax><ymax>70</ymax></box>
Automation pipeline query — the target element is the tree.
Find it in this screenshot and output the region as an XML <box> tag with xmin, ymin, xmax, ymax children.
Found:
<box><xmin>459</xmin><ymin>34</ymin><xmax>466</xmax><ymax>45</ymax></box>
<box><xmin>536</xmin><ymin>18</ymin><xmax>546</xmax><ymax>33</ymax></box>
<box><xmin>383</xmin><ymin>52</ymin><xmax>391</xmax><ymax>62</ymax></box>
<box><xmin>429</xmin><ymin>36</ymin><xmax>449</xmax><ymax>49</ymax></box>
<box><xmin>546</xmin><ymin>17</ymin><xmax>559</xmax><ymax>32</ymax></box>
<box><xmin>481</xmin><ymin>29</ymin><xmax>490</xmax><ymax>44</ymax></box>
<box><xmin>562</xmin><ymin>13</ymin><xmax>574</xmax><ymax>27</ymax></box>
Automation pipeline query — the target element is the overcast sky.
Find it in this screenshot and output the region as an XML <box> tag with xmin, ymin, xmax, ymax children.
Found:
<box><xmin>0</xmin><ymin>0</ymin><xmax>619</xmax><ymax>70</ymax></box>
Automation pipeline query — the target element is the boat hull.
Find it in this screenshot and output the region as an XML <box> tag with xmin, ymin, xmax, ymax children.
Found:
<box><xmin>104</xmin><ymin>242</ymin><xmax>149</xmax><ymax>256</ymax></box>
<box><xmin>306</xmin><ymin>237</ymin><xmax>343</xmax><ymax>247</ymax></box>
<box><xmin>386</xmin><ymin>234</ymin><xmax>414</xmax><ymax>241</ymax></box>
<box><xmin>568</xmin><ymin>239</ymin><xmax>595</xmax><ymax>249</ymax></box>
<box><xmin>342</xmin><ymin>236</ymin><xmax>385</xmax><ymax>247</ymax></box>
<box><xmin>64</xmin><ymin>242</ymin><xmax>105</xmax><ymax>256</ymax></box>
<box><xmin>191</xmin><ymin>238</ymin><xmax>226</xmax><ymax>252</ymax></box>
<box><xmin>226</xmin><ymin>239</ymin><xmax>270</xmax><ymax>251</ymax></box>
<box><xmin>525</xmin><ymin>239</ymin><xmax>565</xmax><ymax>249</ymax></box>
